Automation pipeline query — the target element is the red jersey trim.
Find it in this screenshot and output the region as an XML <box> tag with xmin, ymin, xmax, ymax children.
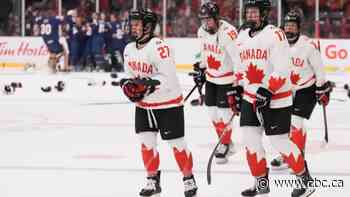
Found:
<box><xmin>206</xmin><ymin>71</ymin><xmax>234</xmax><ymax>78</ymax></box>
<box><xmin>138</xmin><ymin>95</ymin><xmax>183</xmax><ymax>107</ymax></box>
<box><xmin>244</xmin><ymin>90</ymin><xmax>292</xmax><ymax>100</ymax></box>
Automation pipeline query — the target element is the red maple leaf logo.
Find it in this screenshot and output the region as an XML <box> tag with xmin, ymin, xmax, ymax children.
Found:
<box><xmin>246</xmin><ymin>148</ymin><xmax>267</xmax><ymax>177</ymax></box>
<box><xmin>245</xmin><ymin>63</ymin><xmax>265</xmax><ymax>85</ymax></box>
<box><xmin>207</xmin><ymin>55</ymin><xmax>221</xmax><ymax>70</ymax></box>
<box><xmin>141</xmin><ymin>144</ymin><xmax>159</xmax><ymax>172</ymax></box>
<box><xmin>282</xmin><ymin>153</ymin><xmax>305</xmax><ymax>174</ymax></box>
<box><xmin>290</xmin><ymin>126</ymin><xmax>306</xmax><ymax>151</ymax></box>
<box><xmin>290</xmin><ymin>71</ymin><xmax>301</xmax><ymax>85</ymax></box>
<box><xmin>268</xmin><ymin>76</ymin><xmax>286</xmax><ymax>93</ymax></box>
<box><xmin>173</xmin><ymin>147</ymin><xmax>193</xmax><ymax>176</ymax></box>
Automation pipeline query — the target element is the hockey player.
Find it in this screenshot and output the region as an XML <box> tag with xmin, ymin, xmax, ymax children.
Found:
<box><xmin>235</xmin><ymin>1</ymin><xmax>315</xmax><ymax>196</ymax></box>
<box><xmin>195</xmin><ymin>2</ymin><xmax>240</xmax><ymax>164</ymax></box>
<box><xmin>92</xmin><ymin>12</ymin><xmax>108</xmax><ymax>70</ymax></box>
<box><xmin>270</xmin><ymin>11</ymin><xmax>332</xmax><ymax>170</ymax></box>
<box><xmin>120</xmin><ymin>8</ymin><xmax>198</xmax><ymax>197</ymax></box>
<box><xmin>68</xmin><ymin>16</ymin><xmax>86</xmax><ymax>71</ymax></box>
<box><xmin>106</xmin><ymin>13</ymin><xmax>128</xmax><ymax>72</ymax></box>
<box><xmin>38</xmin><ymin>10</ymin><xmax>65</xmax><ymax>92</ymax></box>
<box><xmin>39</xmin><ymin>11</ymin><xmax>66</xmax><ymax>73</ymax></box>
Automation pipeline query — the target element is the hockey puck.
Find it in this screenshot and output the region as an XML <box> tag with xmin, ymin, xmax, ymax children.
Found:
<box><xmin>110</xmin><ymin>73</ymin><xmax>118</xmax><ymax>79</ymax></box>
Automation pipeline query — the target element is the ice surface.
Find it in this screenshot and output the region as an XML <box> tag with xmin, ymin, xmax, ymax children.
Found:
<box><xmin>0</xmin><ymin>71</ymin><xmax>349</xmax><ymax>197</ymax></box>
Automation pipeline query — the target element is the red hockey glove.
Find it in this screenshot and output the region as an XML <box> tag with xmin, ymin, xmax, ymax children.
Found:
<box><xmin>316</xmin><ymin>81</ymin><xmax>332</xmax><ymax>106</ymax></box>
<box><xmin>120</xmin><ymin>78</ymin><xmax>158</xmax><ymax>102</ymax></box>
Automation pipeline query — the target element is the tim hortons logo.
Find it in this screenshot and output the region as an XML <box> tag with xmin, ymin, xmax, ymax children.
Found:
<box><xmin>0</xmin><ymin>42</ymin><xmax>49</xmax><ymax>56</ymax></box>
<box><xmin>128</xmin><ymin>61</ymin><xmax>153</xmax><ymax>74</ymax></box>
<box><xmin>239</xmin><ymin>48</ymin><xmax>268</xmax><ymax>63</ymax></box>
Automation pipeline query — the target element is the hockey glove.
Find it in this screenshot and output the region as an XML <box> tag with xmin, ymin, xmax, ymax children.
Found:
<box><xmin>227</xmin><ymin>85</ymin><xmax>243</xmax><ymax>113</ymax></box>
<box><xmin>120</xmin><ymin>77</ymin><xmax>158</xmax><ymax>102</ymax></box>
<box><xmin>255</xmin><ymin>87</ymin><xmax>273</xmax><ymax>111</ymax></box>
<box><xmin>190</xmin><ymin>63</ymin><xmax>206</xmax><ymax>86</ymax></box>
<box><xmin>316</xmin><ymin>81</ymin><xmax>332</xmax><ymax>106</ymax></box>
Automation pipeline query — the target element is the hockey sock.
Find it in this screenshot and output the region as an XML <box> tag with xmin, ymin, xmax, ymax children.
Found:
<box><xmin>213</xmin><ymin>121</ymin><xmax>232</xmax><ymax>144</ymax></box>
<box><xmin>290</xmin><ymin>115</ymin><xmax>306</xmax><ymax>152</ymax></box>
<box><xmin>139</xmin><ymin>132</ymin><xmax>159</xmax><ymax>176</ymax></box>
<box><xmin>269</xmin><ymin>134</ymin><xmax>305</xmax><ymax>175</ymax></box>
<box><xmin>207</xmin><ymin>106</ymin><xmax>221</xmax><ymax>136</ymax></box>
<box><xmin>242</xmin><ymin>127</ymin><xmax>267</xmax><ymax>177</ymax></box>
<box><xmin>216</xmin><ymin>108</ymin><xmax>233</xmax><ymax>144</ymax></box>
<box><xmin>168</xmin><ymin>138</ymin><xmax>193</xmax><ymax>177</ymax></box>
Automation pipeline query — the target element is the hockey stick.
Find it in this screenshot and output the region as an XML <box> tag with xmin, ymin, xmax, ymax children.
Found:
<box><xmin>184</xmin><ymin>84</ymin><xmax>198</xmax><ymax>102</ymax></box>
<box><xmin>190</xmin><ymin>83</ymin><xmax>205</xmax><ymax>106</ymax></box>
<box><xmin>322</xmin><ymin>105</ymin><xmax>329</xmax><ymax>143</ymax></box>
<box><xmin>207</xmin><ymin>113</ymin><xmax>235</xmax><ymax>185</ymax></box>
<box><xmin>187</xmin><ymin>71</ymin><xmax>204</xmax><ymax>104</ymax></box>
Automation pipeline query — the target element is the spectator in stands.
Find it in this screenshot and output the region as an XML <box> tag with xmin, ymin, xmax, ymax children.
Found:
<box><xmin>341</xmin><ymin>2</ymin><xmax>350</xmax><ymax>38</ymax></box>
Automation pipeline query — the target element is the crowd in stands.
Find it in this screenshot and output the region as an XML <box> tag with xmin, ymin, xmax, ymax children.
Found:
<box><xmin>2</xmin><ymin>0</ymin><xmax>350</xmax><ymax>38</ymax></box>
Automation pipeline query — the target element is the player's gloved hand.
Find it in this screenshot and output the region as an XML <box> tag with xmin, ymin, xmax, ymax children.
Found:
<box><xmin>120</xmin><ymin>77</ymin><xmax>157</xmax><ymax>102</ymax></box>
<box><xmin>255</xmin><ymin>87</ymin><xmax>273</xmax><ymax>111</ymax></box>
<box><xmin>191</xmin><ymin>62</ymin><xmax>206</xmax><ymax>86</ymax></box>
<box><xmin>226</xmin><ymin>85</ymin><xmax>243</xmax><ymax>114</ymax></box>
<box><xmin>316</xmin><ymin>81</ymin><xmax>332</xmax><ymax>106</ymax></box>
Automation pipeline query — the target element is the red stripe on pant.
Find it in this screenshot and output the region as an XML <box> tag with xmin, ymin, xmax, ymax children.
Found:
<box><xmin>141</xmin><ymin>144</ymin><xmax>160</xmax><ymax>175</ymax></box>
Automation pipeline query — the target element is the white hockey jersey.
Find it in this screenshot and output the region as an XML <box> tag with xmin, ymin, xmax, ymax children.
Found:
<box><xmin>289</xmin><ymin>35</ymin><xmax>326</xmax><ymax>91</ymax></box>
<box><xmin>198</xmin><ymin>20</ymin><xmax>238</xmax><ymax>84</ymax></box>
<box><xmin>123</xmin><ymin>37</ymin><xmax>183</xmax><ymax>109</ymax></box>
<box><xmin>234</xmin><ymin>25</ymin><xmax>293</xmax><ymax>108</ymax></box>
